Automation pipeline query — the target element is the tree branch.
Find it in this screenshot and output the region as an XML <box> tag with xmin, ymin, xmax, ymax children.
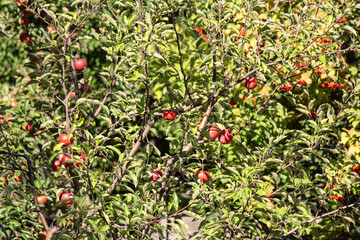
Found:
<box><xmin>282</xmin><ymin>201</ymin><xmax>360</xmax><ymax>238</ymax></box>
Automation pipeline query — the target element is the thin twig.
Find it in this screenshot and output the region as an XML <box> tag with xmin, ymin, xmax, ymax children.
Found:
<box><xmin>282</xmin><ymin>201</ymin><xmax>360</xmax><ymax>238</ymax></box>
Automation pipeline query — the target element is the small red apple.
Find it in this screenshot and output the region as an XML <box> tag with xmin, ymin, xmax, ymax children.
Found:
<box><xmin>243</xmin><ymin>76</ymin><xmax>257</xmax><ymax>89</ymax></box>
<box><xmin>37</xmin><ymin>196</ymin><xmax>47</xmax><ymax>204</ymax></box>
<box><xmin>195</xmin><ymin>170</ymin><xmax>210</xmax><ymax>183</ymax></box>
<box><xmin>13</xmin><ymin>173</ymin><xmax>23</xmax><ymax>182</ymax></box>
<box><xmin>21</xmin><ymin>16</ymin><xmax>30</xmax><ymax>25</ymax></box>
<box><xmin>331</xmin><ymin>196</ymin><xmax>345</xmax><ymax>203</ymax></box>
<box><xmin>1</xmin><ymin>176</ymin><xmax>7</xmax><ymax>185</ymax></box>
<box><xmin>150</xmin><ymin>169</ymin><xmax>163</xmax><ymax>182</ymax></box>
<box><xmin>19</xmin><ymin>32</ymin><xmax>31</xmax><ymax>44</ymax></box>
<box><xmin>23</xmin><ymin>10</ymin><xmax>33</xmax><ymax>17</ymax></box>
<box><xmin>352</xmin><ymin>165</ymin><xmax>360</xmax><ymax>175</ymax></box>
<box><xmin>58</xmin><ymin>134</ymin><xmax>74</xmax><ymax>146</ymax></box>
<box><xmin>57</xmin><ymin>191</ymin><xmax>74</xmax><ymax>205</ymax></box>
<box><xmin>51</xmin><ymin>160</ymin><xmax>61</xmax><ymax>171</ymax></box>
<box><xmin>229</xmin><ymin>98</ymin><xmax>237</xmax><ymax>107</ymax></box>
<box><xmin>61</xmin><ymin>155</ymin><xmax>73</xmax><ymax>168</ymax></box>
<box><xmin>75</xmin><ymin>153</ymin><xmax>86</xmax><ymax>166</ymax></box>
<box><xmin>74</xmin><ymin>59</ymin><xmax>87</xmax><ymax>71</ymax></box>
<box><xmin>10</xmin><ymin>99</ymin><xmax>17</xmax><ymax>108</ymax></box>
<box><xmin>209</xmin><ymin>126</ymin><xmax>219</xmax><ymax>139</ymax></box>
<box><xmin>79</xmin><ymin>84</ymin><xmax>92</xmax><ymax>94</ymax></box>
<box><xmin>25</xmin><ymin>122</ymin><xmax>33</xmax><ymax>131</ymax></box>
<box><xmin>218</xmin><ymin>129</ymin><xmax>233</xmax><ymax>144</ymax></box>
<box><xmin>163</xmin><ymin>110</ymin><xmax>177</xmax><ymax>121</ymax></box>
<box><xmin>16</xmin><ymin>0</ymin><xmax>26</xmax><ymax>8</ymax></box>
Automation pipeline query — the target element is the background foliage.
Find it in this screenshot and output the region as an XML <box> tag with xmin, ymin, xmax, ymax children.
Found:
<box><xmin>1</xmin><ymin>0</ymin><xmax>360</xmax><ymax>239</ymax></box>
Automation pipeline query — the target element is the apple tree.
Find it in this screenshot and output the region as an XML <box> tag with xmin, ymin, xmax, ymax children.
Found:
<box><xmin>1</xmin><ymin>0</ymin><xmax>360</xmax><ymax>239</ymax></box>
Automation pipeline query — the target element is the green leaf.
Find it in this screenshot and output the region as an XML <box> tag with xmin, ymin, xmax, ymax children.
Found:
<box><xmin>99</xmin><ymin>225</ymin><xmax>110</xmax><ymax>232</ymax></box>
<box><xmin>53</xmin><ymin>143</ymin><xmax>64</xmax><ymax>151</ymax></box>
<box><xmin>319</xmin><ymin>55</ymin><xmax>326</xmax><ymax>64</ymax></box>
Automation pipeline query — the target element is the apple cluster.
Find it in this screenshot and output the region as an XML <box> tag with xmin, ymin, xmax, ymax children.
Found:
<box><xmin>321</xmin><ymin>82</ymin><xmax>344</xmax><ymax>89</ymax></box>
<box><xmin>51</xmin><ymin>134</ymin><xmax>85</xmax><ymax>170</ymax></box>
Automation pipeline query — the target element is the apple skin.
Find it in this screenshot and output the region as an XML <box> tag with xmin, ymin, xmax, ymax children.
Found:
<box><xmin>209</xmin><ymin>126</ymin><xmax>219</xmax><ymax>139</ymax></box>
<box><xmin>19</xmin><ymin>32</ymin><xmax>31</xmax><ymax>44</ymax></box>
<box><xmin>51</xmin><ymin>160</ymin><xmax>61</xmax><ymax>171</ymax></box>
<box><xmin>195</xmin><ymin>170</ymin><xmax>210</xmax><ymax>183</ymax></box>
<box><xmin>352</xmin><ymin>165</ymin><xmax>360</xmax><ymax>175</ymax></box>
<box><xmin>331</xmin><ymin>196</ymin><xmax>345</xmax><ymax>203</ymax></box>
<box><xmin>150</xmin><ymin>169</ymin><xmax>163</xmax><ymax>182</ymax></box>
<box><xmin>21</xmin><ymin>16</ymin><xmax>30</xmax><ymax>25</ymax></box>
<box><xmin>37</xmin><ymin>196</ymin><xmax>47</xmax><ymax>204</ymax></box>
<box><xmin>1</xmin><ymin>176</ymin><xmax>7</xmax><ymax>185</ymax></box>
<box><xmin>37</xmin><ymin>231</ymin><xmax>46</xmax><ymax>240</ymax></box>
<box><xmin>57</xmin><ymin>192</ymin><xmax>74</xmax><ymax>205</ymax></box>
<box><xmin>10</xmin><ymin>99</ymin><xmax>17</xmax><ymax>108</ymax></box>
<box><xmin>75</xmin><ymin>153</ymin><xmax>86</xmax><ymax>166</ymax></box>
<box><xmin>25</xmin><ymin>122</ymin><xmax>33</xmax><ymax>131</ymax></box>
<box><xmin>16</xmin><ymin>0</ymin><xmax>26</xmax><ymax>8</ymax></box>
<box><xmin>61</xmin><ymin>155</ymin><xmax>73</xmax><ymax>168</ymax></box>
<box><xmin>243</xmin><ymin>76</ymin><xmax>257</xmax><ymax>89</ymax></box>
<box><xmin>23</xmin><ymin>10</ymin><xmax>33</xmax><ymax>18</ymax></box>
<box><xmin>80</xmin><ymin>84</ymin><xmax>92</xmax><ymax>94</ymax></box>
<box><xmin>163</xmin><ymin>110</ymin><xmax>177</xmax><ymax>121</ymax></box>
<box><xmin>218</xmin><ymin>129</ymin><xmax>233</xmax><ymax>144</ymax></box>
<box><xmin>74</xmin><ymin>59</ymin><xmax>87</xmax><ymax>71</ymax></box>
<box><xmin>13</xmin><ymin>173</ymin><xmax>23</xmax><ymax>182</ymax></box>
<box><xmin>58</xmin><ymin>134</ymin><xmax>74</xmax><ymax>146</ymax></box>
<box><xmin>229</xmin><ymin>98</ymin><xmax>237</xmax><ymax>107</ymax></box>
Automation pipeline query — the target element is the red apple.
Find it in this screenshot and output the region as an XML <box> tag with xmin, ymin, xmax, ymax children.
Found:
<box><xmin>37</xmin><ymin>196</ymin><xmax>47</xmax><ymax>204</ymax></box>
<box><xmin>23</xmin><ymin>10</ymin><xmax>33</xmax><ymax>17</ymax></box>
<box><xmin>1</xmin><ymin>176</ymin><xmax>7</xmax><ymax>185</ymax></box>
<box><xmin>61</xmin><ymin>155</ymin><xmax>73</xmax><ymax>168</ymax></box>
<box><xmin>229</xmin><ymin>98</ymin><xmax>237</xmax><ymax>107</ymax></box>
<box><xmin>57</xmin><ymin>191</ymin><xmax>74</xmax><ymax>205</ymax></box>
<box><xmin>58</xmin><ymin>134</ymin><xmax>74</xmax><ymax>146</ymax></box>
<box><xmin>10</xmin><ymin>99</ymin><xmax>17</xmax><ymax>108</ymax></box>
<box><xmin>195</xmin><ymin>170</ymin><xmax>210</xmax><ymax>183</ymax></box>
<box><xmin>352</xmin><ymin>165</ymin><xmax>360</xmax><ymax>175</ymax></box>
<box><xmin>25</xmin><ymin>122</ymin><xmax>33</xmax><ymax>131</ymax></box>
<box><xmin>13</xmin><ymin>173</ymin><xmax>23</xmax><ymax>182</ymax></box>
<box><xmin>79</xmin><ymin>84</ymin><xmax>92</xmax><ymax>94</ymax></box>
<box><xmin>209</xmin><ymin>126</ymin><xmax>219</xmax><ymax>139</ymax></box>
<box><xmin>163</xmin><ymin>110</ymin><xmax>176</xmax><ymax>121</ymax></box>
<box><xmin>243</xmin><ymin>76</ymin><xmax>257</xmax><ymax>89</ymax></box>
<box><xmin>21</xmin><ymin>16</ymin><xmax>30</xmax><ymax>25</ymax></box>
<box><xmin>19</xmin><ymin>32</ymin><xmax>31</xmax><ymax>44</ymax></box>
<box><xmin>218</xmin><ymin>129</ymin><xmax>233</xmax><ymax>144</ymax></box>
<box><xmin>150</xmin><ymin>169</ymin><xmax>163</xmax><ymax>182</ymax></box>
<box><xmin>331</xmin><ymin>196</ymin><xmax>345</xmax><ymax>203</ymax></box>
<box><xmin>75</xmin><ymin>153</ymin><xmax>86</xmax><ymax>166</ymax></box>
<box><xmin>74</xmin><ymin>59</ymin><xmax>87</xmax><ymax>71</ymax></box>
<box><xmin>51</xmin><ymin>160</ymin><xmax>61</xmax><ymax>171</ymax></box>
<box><xmin>16</xmin><ymin>0</ymin><xmax>26</xmax><ymax>8</ymax></box>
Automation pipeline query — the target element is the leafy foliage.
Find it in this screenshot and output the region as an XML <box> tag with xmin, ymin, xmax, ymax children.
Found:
<box><xmin>1</xmin><ymin>0</ymin><xmax>360</xmax><ymax>239</ymax></box>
